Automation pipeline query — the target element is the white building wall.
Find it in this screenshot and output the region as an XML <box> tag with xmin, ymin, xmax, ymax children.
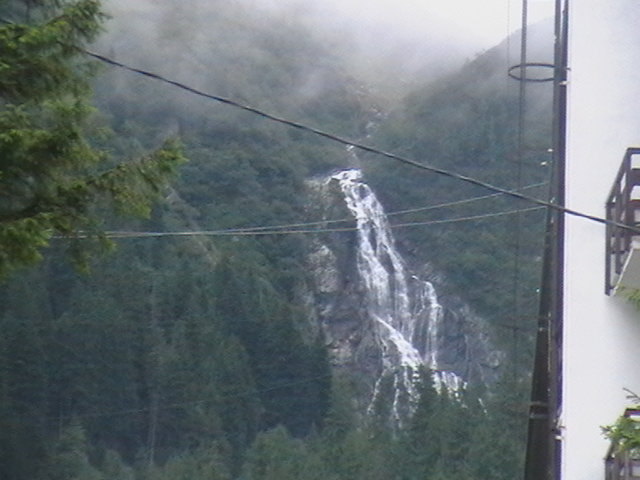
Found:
<box><xmin>563</xmin><ymin>1</ymin><xmax>640</xmax><ymax>479</ymax></box>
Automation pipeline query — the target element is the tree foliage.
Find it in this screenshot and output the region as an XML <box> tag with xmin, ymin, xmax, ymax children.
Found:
<box><xmin>0</xmin><ymin>0</ymin><xmax>185</xmax><ymax>277</ymax></box>
<box><xmin>0</xmin><ymin>1</ymin><xmax>547</xmax><ymax>479</ymax></box>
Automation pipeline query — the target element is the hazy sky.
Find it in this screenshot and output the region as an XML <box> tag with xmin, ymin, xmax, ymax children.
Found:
<box><xmin>278</xmin><ymin>0</ymin><xmax>555</xmax><ymax>53</ymax></box>
<box><xmin>255</xmin><ymin>0</ymin><xmax>557</xmax><ymax>87</ymax></box>
<box><xmin>357</xmin><ymin>0</ymin><xmax>550</xmax><ymax>44</ymax></box>
<box><xmin>102</xmin><ymin>0</ymin><xmax>556</xmax><ymax>97</ymax></box>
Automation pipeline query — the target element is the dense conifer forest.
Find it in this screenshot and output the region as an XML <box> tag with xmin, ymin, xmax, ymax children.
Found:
<box><xmin>0</xmin><ymin>1</ymin><xmax>553</xmax><ymax>478</ymax></box>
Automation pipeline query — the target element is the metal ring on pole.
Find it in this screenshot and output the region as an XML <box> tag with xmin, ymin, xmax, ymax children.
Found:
<box><xmin>508</xmin><ymin>62</ymin><xmax>556</xmax><ymax>82</ymax></box>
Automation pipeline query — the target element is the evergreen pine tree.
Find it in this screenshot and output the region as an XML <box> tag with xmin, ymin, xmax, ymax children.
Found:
<box><xmin>0</xmin><ymin>0</ymin><xmax>185</xmax><ymax>277</ymax></box>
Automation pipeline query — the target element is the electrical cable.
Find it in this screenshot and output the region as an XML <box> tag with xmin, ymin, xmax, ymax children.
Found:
<box><xmin>52</xmin><ymin>181</ymin><xmax>547</xmax><ymax>240</ymax></box>
<box><xmin>77</xmin><ymin>49</ymin><xmax>640</xmax><ymax>235</ymax></box>
<box><xmin>391</xmin><ymin>206</ymin><xmax>544</xmax><ymax>229</ymax></box>
<box><xmin>0</xmin><ymin>15</ymin><xmax>629</xmax><ymax>234</ymax></box>
<box><xmin>387</xmin><ymin>181</ymin><xmax>548</xmax><ymax>217</ymax></box>
<box><xmin>68</xmin><ymin>205</ymin><xmax>545</xmax><ymax>240</ymax></box>
<box><xmin>0</xmin><ymin>17</ymin><xmax>634</xmax><ymax>235</ymax></box>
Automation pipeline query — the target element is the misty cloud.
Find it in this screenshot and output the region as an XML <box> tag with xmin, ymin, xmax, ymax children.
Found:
<box><xmin>99</xmin><ymin>0</ymin><xmax>553</xmax><ymax>102</ymax></box>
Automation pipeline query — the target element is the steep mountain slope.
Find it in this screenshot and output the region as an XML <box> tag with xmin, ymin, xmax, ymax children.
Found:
<box><xmin>365</xmin><ymin>22</ymin><xmax>554</xmax><ymax>369</ymax></box>
<box><xmin>0</xmin><ymin>3</ymin><xmax>554</xmax><ymax>479</ymax></box>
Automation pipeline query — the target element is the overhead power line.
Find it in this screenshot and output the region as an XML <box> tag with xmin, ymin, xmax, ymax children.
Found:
<box><xmin>71</xmin><ymin>205</ymin><xmax>545</xmax><ymax>240</ymax></box>
<box><xmin>56</xmin><ymin>181</ymin><xmax>548</xmax><ymax>240</ymax></box>
<box><xmin>0</xmin><ymin>17</ymin><xmax>633</xmax><ymax>233</ymax></box>
<box><xmin>392</xmin><ymin>206</ymin><xmax>544</xmax><ymax>229</ymax></box>
<box><xmin>80</xmin><ymin>49</ymin><xmax>637</xmax><ymax>235</ymax></box>
<box><xmin>388</xmin><ymin>181</ymin><xmax>547</xmax><ymax>217</ymax></box>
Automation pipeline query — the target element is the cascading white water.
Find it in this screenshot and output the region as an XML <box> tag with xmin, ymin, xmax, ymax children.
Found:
<box><xmin>332</xmin><ymin>168</ymin><xmax>462</xmax><ymax>422</ymax></box>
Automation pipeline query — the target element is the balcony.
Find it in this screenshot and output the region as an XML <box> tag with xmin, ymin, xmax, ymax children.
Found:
<box><xmin>605</xmin><ymin>408</ymin><xmax>640</xmax><ymax>480</ymax></box>
<box><xmin>605</xmin><ymin>148</ymin><xmax>640</xmax><ymax>295</ymax></box>
<box><xmin>606</xmin><ymin>449</ymin><xmax>640</xmax><ymax>480</ymax></box>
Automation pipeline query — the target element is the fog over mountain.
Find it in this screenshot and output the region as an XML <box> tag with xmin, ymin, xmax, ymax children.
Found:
<box><xmin>0</xmin><ymin>1</ymin><xmax>558</xmax><ymax>479</ymax></box>
<box><xmin>101</xmin><ymin>0</ymin><xmax>554</xmax><ymax>100</ymax></box>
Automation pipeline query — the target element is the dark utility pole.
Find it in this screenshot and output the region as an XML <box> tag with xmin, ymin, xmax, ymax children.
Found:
<box><xmin>523</xmin><ymin>1</ymin><xmax>568</xmax><ymax>480</ymax></box>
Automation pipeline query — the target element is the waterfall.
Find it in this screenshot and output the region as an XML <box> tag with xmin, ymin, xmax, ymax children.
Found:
<box><xmin>332</xmin><ymin>169</ymin><xmax>462</xmax><ymax>423</ymax></box>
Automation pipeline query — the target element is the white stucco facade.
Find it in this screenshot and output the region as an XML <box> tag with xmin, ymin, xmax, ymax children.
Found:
<box><xmin>562</xmin><ymin>1</ymin><xmax>640</xmax><ymax>479</ymax></box>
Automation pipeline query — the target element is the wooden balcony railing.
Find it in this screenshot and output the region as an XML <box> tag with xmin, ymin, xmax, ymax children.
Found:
<box><xmin>605</xmin><ymin>148</ymin><xmax>640</xmax><ymax>295</ymax></box>
<box><xmin>605</xmin><ymin>408</ymin><xmax>640</xmax><ymax>480</ymax></box>
<box><xmin>606</xmin><ymin>451</ymin><xmax>640</xmax><ymax>480</ymax></box>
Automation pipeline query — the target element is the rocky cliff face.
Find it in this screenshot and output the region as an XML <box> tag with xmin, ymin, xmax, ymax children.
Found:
<box><xmin>303</xmin><ymin>168</ymin><xmax>503</xmax><ymax>425</ymax></box>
